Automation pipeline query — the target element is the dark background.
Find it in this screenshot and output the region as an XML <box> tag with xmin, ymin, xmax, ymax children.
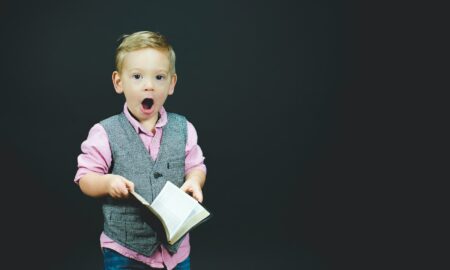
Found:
<box><xmin>0</xmin><ymin>0</ymin><xmax>443</xmax><ymax>269</ymax></box>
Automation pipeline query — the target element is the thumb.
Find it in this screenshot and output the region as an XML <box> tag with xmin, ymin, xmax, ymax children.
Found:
<box><xmin>180</xmin><ymin>182</ymin><xmax>189</xmax><ymax>192</ymax></box>
<box><xmin>192</xmin><ymin>187</ymin><xmax>203</xmax><ymax>203</ymax></box>
<box><xmin>123</xmin><ymin>179</ymin><xmax>135</xmax><ymax>192</ymax></box>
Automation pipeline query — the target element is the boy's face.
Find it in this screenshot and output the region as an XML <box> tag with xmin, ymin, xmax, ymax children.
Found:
<box><xmin>112</xmin><ymin>48</ymin><xmax>176</xmax><ymax>123</ymax></box>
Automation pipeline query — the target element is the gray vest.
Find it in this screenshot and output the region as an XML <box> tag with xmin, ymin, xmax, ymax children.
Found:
<box><xmin>100</xmin><ymin>112</ymin><xmax>187</xmax><ymax>256</ymax></box>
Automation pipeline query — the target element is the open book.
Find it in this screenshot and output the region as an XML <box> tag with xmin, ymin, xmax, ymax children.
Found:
<box><xmin>130</xmin><ymin>181</ymin><xmax>211</xmax><ymax>245</ymax></box>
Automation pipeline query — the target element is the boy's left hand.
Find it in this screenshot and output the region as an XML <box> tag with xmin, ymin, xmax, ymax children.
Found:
<box><xmin>180</xmin><ymin>179</ymin><xmax>203</xmax><ymax>203</ymax></box>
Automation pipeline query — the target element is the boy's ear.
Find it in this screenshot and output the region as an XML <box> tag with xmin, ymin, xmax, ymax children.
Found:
<box><xmin>112</xmin><ymin>71</ymin><xmax>123</xmax><ymax>94</ymax></box>
<box><xmin>168</xmin><ymin>73</ymin><xmax>177</xmax><ymax>95</ymax></box>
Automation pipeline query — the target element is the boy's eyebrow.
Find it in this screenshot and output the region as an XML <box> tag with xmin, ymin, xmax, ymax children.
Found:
<box><xmin>127</xmin><ymin>68</ymin><xmax>169</xmax><ymax>73</ymax></box>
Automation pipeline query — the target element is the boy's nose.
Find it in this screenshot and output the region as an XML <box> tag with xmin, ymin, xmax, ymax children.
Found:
<box><xmin>144</xmin><ymin>80</ymin><xmax>154</xmax><ymax>91</ymax></box>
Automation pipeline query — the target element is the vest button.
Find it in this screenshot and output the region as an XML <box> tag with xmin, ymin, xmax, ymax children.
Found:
<box><xmin>154</xmin><ymin>172</ymin><xmax>163</xmax><ymax>179</ymax></box>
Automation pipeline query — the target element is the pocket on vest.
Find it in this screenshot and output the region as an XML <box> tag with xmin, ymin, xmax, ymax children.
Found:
<box><xmin>167</xmin><ymin>160</ymin><xmax>184</xmax><ymax>169</ymax></box>
<box><xmin>107</xmin><ymin>207</ymin><xmax>141</xmax><ymax>222</ymax></box>
<box><xmin>127</xmin><ymin>222</ymin><xmax>156</xmax><ymax>239</ymax></box>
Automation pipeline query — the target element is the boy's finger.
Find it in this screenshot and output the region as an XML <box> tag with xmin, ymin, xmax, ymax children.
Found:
<box><xmin>180</xmin><ymin>183</ymin><xmax>190</xmax><ymax>192</ymax></box>
<box><xmin>120</xmin><ymin>185</ymin><xmax>129</xmax><ymax>196</ymax></box>
<box><xmin>123</xmin><ymin>178</ymin><xmax>135</xmax><ymax>192</ymax></box>
<box><xmin>194</xmin><ymin>190</ymin><xmax>203</xmax><ymax>203</ymax></box>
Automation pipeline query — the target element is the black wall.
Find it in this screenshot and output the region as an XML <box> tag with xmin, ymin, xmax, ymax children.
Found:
<box><xmin>1</xmin><ymin>1</ymin><xmax>439</xmax><ymax>269</ymax></box>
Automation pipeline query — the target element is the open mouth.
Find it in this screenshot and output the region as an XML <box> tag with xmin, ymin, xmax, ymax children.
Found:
<box><xmin>142</xmin><ymin>98</ymin><xmax>154</xmax><ymax>110</ymax></box>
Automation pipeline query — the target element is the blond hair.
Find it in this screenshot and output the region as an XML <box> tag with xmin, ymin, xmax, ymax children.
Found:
<box><xmin>115</xmin><ymin>31</ymin><xmax>176</xmax><ymax>74</ymax></box>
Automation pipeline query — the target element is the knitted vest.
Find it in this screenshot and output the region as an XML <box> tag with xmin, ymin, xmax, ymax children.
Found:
<box><xmin>100</xmin><ymin>112</ymin><xmax>187</xmax><ymax>256</ymax></box>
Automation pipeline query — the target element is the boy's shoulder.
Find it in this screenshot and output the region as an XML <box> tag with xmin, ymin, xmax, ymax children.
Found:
<box><xmin>166</xmin><ymin>112</ymin><xmax>188</xmax><ymax>134</ymax></box>
<box><xmin>166</xmin><ymin>111</ymin><xmax>187</xmax><ymax>122</ymax></box>
<box><xmin>97</xmin><ymin>111</ymin><xmax>188</xmax><ymax>130</ymax></box>
<box><xmin>99</xmin><ymin>113</ymin><xmax>123</xmax><ymax>127</ymax></box>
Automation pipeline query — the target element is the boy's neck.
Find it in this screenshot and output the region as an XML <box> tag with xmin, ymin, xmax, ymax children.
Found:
<box><xmin>140</xmin><ymin>115</ymin><xmax>159</xmax><ymax>135</ymax></box>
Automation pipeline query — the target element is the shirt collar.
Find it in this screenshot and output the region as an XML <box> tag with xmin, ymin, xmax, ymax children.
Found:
<box><xmin>123</xmin><ymin>103</ymin><xmax>168</xmax><ymax>135</ymax></box>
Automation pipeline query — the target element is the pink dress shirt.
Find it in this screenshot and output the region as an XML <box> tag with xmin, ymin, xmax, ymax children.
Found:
<box><xmin>74</xmin><ymin>104</ymin><xmax>206</xmax><ymax>270</ymax></box>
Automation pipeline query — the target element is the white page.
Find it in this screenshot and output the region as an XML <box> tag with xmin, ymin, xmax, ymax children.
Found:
<box><xmin>151</xmin><ymin>182</ymin><xmax>198</xmax><ymax>238</ymax></box>
<box><xmin>170</xmin><ymin>204</ymin><xmax>210</xmax><ymax>244</ymax></box>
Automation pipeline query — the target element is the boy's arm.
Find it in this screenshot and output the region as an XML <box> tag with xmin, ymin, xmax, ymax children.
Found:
<box><xmin>75</xmin><ymin>124</ymin><xmax>134</xmax><ymax>199</ymax></box>
<box><xmin>181</xmin><ymin>121</ymin><xmax>207</xmax><ymax>202</ymax></box>
<box><xmin>181</xmin><ymin>169</ymin><xmax>206</xmax><ymax>203</ymax></box>
<box><xmin>79</xmin><ymin>172</ymin><xmax>135</xmax><ymax>199</ymax></box>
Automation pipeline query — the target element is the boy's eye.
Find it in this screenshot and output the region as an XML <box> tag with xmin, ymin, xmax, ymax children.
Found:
<box><xmin>132</xmin><ymin>74</ymin><xmax>142</xmax><ymax>80</ymax></box>
<box><xmin>156</xmin><ymin>75</ymin><xmax>165</xmax><ymax>80</ymax></box>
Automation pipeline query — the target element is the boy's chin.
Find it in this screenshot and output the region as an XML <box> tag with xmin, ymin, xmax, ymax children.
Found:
<box><xmin>138</xmin><ymin>106</ymin><xmax>160</xmax><ymax>120</ymax></box>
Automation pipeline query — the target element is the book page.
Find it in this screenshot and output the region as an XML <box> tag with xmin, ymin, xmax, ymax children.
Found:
<box><xmin>150</xmin><ymin>182</ymin><xmax>198</xmax><ymax>239</ymax></box>
<box><xmin>170</xmin><ymin>204</ymin><xmax>210</xmax><ymax>244</ymax></box>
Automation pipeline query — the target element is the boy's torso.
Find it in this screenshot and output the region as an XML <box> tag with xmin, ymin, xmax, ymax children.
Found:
<box><xmin>100</xmin><ymin>112</ymin><xmax>187</xmax><ymax>256</ymax></box>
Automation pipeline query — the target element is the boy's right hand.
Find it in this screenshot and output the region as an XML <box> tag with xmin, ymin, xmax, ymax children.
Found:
<box><xmin>106</xmin><ymin>174</ymin><xmax>135</xmax><ymax>199</ymax></box>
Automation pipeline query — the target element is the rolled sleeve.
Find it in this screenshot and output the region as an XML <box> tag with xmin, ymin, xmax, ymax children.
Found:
<box><xmin>74</xmin><ymin>123</ymin><xmax>112</xmax><ymax>183</ymax></box>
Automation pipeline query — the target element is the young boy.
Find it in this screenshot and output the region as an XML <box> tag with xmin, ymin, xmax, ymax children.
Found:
<box><xmin>74</xmin><ymin>31</ymin><xmax>206</xmax><ymax>270</ymax></box>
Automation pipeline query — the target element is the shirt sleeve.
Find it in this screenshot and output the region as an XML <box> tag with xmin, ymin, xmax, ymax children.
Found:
<box><xmin>185</xmin><ymin>121</ymin><xmax>207</xmax><ymax>175</ymax></box>
<box><xmin>74</xmin><ymin>123</ymin><xmax>112</xmax><ymax>183</ymax></box>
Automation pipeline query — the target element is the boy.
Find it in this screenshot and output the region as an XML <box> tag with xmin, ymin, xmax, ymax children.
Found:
<box><xmin>74</xmin><ymin>31</ymin><xmax>206</xmax><ymax>270</ymax></box>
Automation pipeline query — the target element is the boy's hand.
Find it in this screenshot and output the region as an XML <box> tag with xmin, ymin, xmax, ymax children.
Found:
<box><xmin>106</xmin><ymin>174</ymin><xmax>135</xmax><ymax>199</ymax></box>
<box><xmin>180</xmin><ymin>179</ymin><xmax>203</xmax><ymax>203</ymax></box>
